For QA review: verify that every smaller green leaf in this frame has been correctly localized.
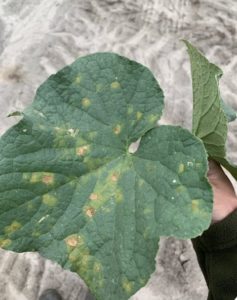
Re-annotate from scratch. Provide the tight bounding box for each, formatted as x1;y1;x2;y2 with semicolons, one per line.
184;40;237;180
220;99;237;123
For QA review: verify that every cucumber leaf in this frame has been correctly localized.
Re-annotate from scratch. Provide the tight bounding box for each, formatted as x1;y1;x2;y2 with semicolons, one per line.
184;41;237;180
0;53;212;300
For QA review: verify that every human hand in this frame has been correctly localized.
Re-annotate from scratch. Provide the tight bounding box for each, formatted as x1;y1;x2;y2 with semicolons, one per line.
208;159;237;224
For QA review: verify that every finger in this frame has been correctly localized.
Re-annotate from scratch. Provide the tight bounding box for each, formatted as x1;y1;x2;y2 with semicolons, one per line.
208;159;236;196
207;159;225;180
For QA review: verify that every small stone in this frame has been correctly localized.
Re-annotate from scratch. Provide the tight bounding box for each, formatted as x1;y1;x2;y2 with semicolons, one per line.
180;254;188;262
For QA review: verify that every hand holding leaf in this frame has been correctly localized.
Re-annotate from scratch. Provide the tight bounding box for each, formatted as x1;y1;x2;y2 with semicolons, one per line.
0;42;235;300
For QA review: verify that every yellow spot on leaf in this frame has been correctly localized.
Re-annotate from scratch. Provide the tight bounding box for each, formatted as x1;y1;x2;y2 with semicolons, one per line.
30;173;41;183
42;194;57;207
83;156;105;170
113;124;121;135
4;221;22;235
89;193;98;201
75;75;81;84
178;163;185;174
81;97;91;108
30;172;54;185
148;114;158;123
93;261;102;273
0;238;11;248
81;253;90;268
69;251;79;263
76;145;89;156
111;81;120;89
176;185;186;193
42;173;54;185
111;173;119;182
86;207;95;218
71;246;91;269
192;199;200;213
136;111;143;120
122;278;134;294
65;235;81;248
67;237;93;275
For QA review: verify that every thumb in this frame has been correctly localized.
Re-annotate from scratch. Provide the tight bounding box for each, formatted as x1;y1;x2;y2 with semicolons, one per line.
207;159;226;182
207;159;236;197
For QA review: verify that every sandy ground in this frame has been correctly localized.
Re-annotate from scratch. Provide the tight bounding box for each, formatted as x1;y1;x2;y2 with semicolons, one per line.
0;1;236;299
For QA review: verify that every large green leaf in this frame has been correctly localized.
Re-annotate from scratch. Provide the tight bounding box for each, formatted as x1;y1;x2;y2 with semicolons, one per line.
0;53;212;300
184;41;237;180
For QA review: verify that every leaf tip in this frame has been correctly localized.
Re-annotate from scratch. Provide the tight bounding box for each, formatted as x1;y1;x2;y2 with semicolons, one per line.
7;111;23;118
